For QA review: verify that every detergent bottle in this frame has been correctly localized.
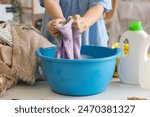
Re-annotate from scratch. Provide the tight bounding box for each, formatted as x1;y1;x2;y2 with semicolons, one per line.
118;21;148;85
139;34;150;89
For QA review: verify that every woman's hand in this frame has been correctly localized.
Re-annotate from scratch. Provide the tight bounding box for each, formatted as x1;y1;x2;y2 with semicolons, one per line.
48;18;66;39
68;15;89;33
69;5;104;33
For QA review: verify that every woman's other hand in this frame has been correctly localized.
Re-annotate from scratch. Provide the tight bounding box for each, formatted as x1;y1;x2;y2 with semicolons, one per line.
48;18;66;39
68;15;89;33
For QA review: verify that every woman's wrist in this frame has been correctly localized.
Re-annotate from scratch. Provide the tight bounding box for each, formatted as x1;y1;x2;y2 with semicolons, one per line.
82;17;90;29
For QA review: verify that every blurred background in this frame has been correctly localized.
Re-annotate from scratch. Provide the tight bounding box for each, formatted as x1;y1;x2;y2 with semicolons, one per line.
0;0;150;46
0;0;44;30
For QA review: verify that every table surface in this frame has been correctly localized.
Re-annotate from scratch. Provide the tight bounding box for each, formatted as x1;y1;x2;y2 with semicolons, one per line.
1;78;150;100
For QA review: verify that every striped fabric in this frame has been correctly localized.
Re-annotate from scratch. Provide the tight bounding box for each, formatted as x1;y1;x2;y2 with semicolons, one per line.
0;24;13;46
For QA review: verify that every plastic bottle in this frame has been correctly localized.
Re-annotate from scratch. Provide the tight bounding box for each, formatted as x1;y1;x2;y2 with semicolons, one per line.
139;34;150;89
118;21;148;85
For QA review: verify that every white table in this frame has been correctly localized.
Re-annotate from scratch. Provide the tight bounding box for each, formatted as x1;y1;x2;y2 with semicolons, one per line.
1;79;150;100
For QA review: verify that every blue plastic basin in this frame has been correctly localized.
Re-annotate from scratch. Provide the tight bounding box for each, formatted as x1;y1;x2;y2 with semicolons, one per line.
36;45;121;96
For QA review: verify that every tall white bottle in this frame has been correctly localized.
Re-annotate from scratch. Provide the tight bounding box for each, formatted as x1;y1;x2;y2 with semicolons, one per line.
118;21;148;85
139;35;150;89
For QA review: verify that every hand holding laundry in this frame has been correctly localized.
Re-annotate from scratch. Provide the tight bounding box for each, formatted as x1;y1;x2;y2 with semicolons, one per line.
48;18;66;39
68;15;88;33
55;19;81;59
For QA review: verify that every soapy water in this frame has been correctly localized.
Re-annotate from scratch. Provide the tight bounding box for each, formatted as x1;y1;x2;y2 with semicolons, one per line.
80;55;95;59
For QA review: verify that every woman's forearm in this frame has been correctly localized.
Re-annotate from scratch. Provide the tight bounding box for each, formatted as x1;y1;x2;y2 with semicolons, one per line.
44;0;64;19
83;4;104;27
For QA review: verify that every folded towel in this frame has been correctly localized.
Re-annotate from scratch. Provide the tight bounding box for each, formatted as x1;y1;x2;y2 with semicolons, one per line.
55;20;81;59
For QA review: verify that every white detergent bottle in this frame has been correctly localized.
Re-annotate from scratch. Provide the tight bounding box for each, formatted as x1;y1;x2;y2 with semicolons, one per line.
139;35;150;89
118;21;148;85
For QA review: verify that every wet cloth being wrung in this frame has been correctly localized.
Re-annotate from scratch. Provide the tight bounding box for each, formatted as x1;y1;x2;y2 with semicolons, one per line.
55;20;81;59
